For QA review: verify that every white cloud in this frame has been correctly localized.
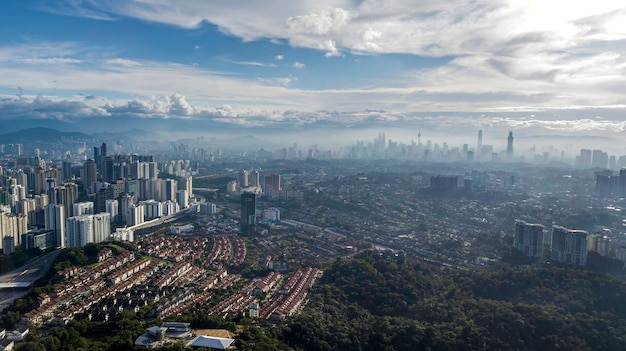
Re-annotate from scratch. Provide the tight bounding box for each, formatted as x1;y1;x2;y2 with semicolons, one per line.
105;58;143;67
293;61;305;69
194;45;200;49
44;1;626;100
233;61;277;67
320;39;341;57
257;76;297;87
275;55;284;60
286;8;352;36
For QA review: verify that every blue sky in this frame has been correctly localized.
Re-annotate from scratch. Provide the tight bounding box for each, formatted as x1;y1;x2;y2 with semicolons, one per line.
1;0;626;134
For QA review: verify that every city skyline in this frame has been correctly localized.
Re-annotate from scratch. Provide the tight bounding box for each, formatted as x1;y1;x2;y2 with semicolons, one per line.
1;1;626;135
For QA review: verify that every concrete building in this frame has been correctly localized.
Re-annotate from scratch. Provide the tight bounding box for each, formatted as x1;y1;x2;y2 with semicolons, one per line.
106;199;119;223
44;204;66;248
73;201;94;217
126;205;145;226
588;234;610;257
112;227;134;242
176;190;189;209
550;225;588;266
240;192;256;236
513;220;544;258
65;213;110;247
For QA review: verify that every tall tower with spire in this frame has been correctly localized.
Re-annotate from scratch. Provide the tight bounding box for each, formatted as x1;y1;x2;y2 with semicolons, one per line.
418;129;422;146
477;129;483;157
507;131;514;159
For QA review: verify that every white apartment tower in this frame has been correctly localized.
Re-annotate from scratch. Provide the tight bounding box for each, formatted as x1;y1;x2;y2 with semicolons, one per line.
73;201;94;216
44;204;66;248
551;226;588;266
106;199;119;223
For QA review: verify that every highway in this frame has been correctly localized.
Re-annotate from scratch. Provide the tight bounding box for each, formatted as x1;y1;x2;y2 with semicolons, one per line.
0;250;61;311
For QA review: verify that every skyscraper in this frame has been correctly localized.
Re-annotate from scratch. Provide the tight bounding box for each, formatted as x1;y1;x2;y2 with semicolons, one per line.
591;149;609;169
579;149;592;168
477;129;483;158
513;220;544;258
506;131;514;159
240;192;256;236
62;161;72;182
82;159;97;195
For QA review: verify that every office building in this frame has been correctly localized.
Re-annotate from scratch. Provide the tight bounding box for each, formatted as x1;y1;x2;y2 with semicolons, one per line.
21;229;56;251
506;131;514;160
513;220;544;258
240;192;256;236
550;226;588;266
477;129;482;159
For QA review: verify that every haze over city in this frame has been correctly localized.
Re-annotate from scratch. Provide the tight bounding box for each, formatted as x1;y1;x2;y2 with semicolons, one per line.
1;1;626;150
4;2;626;351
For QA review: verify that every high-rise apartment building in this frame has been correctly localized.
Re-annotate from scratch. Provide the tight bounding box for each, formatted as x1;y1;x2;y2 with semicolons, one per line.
82;159;97;194
263;174;281;193
249;169;260;187
65;213;111;247
126;204;145;226
73;201;94;216
591;149;609;169
513;220;544;258
44;204;66;248
587;234;610;257
239;169;249;188
550;226;588;266
106;199;119;223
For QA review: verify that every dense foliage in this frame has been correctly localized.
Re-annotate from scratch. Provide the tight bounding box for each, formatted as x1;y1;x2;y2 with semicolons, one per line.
11;247;626;350
281;254;626;351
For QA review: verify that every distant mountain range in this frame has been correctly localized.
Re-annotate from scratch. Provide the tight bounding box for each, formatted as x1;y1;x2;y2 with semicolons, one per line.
0;127;93;143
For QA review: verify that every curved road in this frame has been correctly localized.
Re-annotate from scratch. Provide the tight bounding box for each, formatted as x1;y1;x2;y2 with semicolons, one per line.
0;250;61;311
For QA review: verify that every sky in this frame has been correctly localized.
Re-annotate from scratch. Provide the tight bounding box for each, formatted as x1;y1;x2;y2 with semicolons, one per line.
1;0;626;140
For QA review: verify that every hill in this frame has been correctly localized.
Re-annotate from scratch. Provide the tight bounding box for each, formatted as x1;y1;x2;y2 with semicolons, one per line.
276;254;626;351
0;127;92;143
